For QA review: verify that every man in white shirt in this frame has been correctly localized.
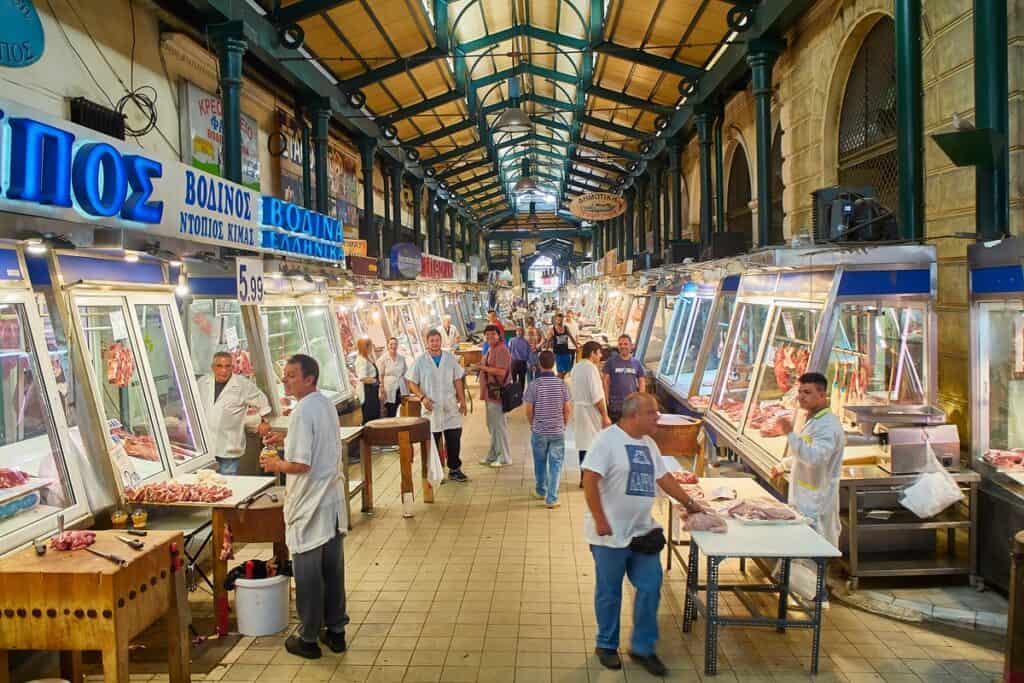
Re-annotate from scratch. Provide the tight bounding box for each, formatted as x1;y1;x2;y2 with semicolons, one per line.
438;315;460;350
582;392;703;676
406;329;469;482
197;352;271;475
260;354;348;660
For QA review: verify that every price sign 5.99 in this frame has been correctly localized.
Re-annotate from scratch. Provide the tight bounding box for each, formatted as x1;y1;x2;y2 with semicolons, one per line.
237;257;265;305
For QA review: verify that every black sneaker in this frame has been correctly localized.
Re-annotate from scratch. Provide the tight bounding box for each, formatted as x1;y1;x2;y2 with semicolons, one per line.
449;469;468;482
285;635;322;660
595;648;622;670
320;629;346;653
629;652;667;677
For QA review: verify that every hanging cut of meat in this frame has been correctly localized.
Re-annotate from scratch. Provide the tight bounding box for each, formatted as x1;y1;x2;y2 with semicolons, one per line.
0;468;30;488
51;530;96;551
111;426;159;462
232;349;254;376
773;345;811;392
105;342;135;388
125;481;232;503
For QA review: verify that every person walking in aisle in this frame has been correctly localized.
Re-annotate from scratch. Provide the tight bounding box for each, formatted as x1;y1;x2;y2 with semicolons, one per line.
524;350;572;508
355;338;381;424
438;314;460;350
525;317;544;380
582;392;704;676
564;310;580;371
508;326;531;392
602;334;646;422
198;351;271;475
546;312;578;378
377;337;407;418
476;324;512;467
259;355;348;660
570;341;612;487
406;329;469;482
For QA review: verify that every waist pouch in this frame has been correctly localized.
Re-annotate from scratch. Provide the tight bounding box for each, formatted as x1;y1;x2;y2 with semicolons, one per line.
629;527;666;554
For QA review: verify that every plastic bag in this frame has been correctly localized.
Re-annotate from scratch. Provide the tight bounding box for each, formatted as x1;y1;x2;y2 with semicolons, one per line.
427;438;444;489
898;441;964;519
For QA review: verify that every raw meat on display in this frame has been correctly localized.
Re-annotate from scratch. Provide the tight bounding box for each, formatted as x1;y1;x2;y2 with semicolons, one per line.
105;342;135;388
125;481;232;503
683;512;728;533
50;530;96;551
111;427;160;462
670;471;699;485
688;396;710;409
0;468;30;488
983;449;1024;469
232;349;254;376
772;345;810;392
722;498;799;521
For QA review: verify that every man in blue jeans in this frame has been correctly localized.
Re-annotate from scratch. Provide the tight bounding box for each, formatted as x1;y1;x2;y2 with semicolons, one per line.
523;350;572;508
581;392;704;675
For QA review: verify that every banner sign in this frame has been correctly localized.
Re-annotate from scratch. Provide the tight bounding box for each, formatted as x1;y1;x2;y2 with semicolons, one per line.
0;0;44;67
420;255;454;280
349;254;378;278
276;109;359;225
180;82;260;190
0;97;348;264
343;239;367;257
389;242;422;280
569;192;626;221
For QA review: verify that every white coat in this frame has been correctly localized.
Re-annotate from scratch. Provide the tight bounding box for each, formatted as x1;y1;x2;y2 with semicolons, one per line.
197;373;272;460
377;353;408;404
406;351;465;433
569;359;605;452
782;408;845;546
438;324;460;350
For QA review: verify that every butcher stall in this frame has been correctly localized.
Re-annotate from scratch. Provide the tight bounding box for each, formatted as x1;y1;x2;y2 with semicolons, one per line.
700;245;979;587
0;246;91;556
968;236;1024;591
383;298;426;363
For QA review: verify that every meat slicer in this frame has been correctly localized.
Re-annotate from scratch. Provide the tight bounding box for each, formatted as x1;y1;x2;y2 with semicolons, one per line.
843;405;960;474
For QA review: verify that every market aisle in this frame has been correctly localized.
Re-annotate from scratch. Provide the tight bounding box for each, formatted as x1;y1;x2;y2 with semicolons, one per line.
192;402;1002;683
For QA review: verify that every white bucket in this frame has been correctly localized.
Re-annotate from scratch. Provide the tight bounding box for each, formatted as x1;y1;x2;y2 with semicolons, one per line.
235;575;290;636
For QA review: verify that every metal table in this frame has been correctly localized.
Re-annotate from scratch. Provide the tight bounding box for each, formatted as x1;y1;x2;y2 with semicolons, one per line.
677;479;841;676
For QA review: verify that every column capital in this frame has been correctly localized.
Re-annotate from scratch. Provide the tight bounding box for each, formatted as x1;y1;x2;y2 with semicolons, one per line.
208;20;248;51
747;36;786;58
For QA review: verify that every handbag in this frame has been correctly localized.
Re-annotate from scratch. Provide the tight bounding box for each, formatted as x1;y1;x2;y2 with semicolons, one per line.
629;527;666;555
486;348;523;413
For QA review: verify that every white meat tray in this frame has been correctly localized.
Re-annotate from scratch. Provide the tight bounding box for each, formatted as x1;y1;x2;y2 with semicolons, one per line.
0;476;54;506
132;474;275;509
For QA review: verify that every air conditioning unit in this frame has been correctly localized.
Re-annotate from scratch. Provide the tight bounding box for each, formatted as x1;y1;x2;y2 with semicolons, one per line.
810;186;899;242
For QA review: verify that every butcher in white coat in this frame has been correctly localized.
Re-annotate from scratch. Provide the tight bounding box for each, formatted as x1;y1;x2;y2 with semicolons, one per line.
198;351;272;475
406;329;469;482
569;340;611;486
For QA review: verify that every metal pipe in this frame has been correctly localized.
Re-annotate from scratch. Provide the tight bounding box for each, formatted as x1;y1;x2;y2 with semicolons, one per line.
748;50;777;247
297;106;312;209
974;0;1009;239
313;106;330;215
636;177;648;254
695;111;715;245
211;23;246;184
358;138;377;251
895;0;923;240
625;189;636;260
667;138;683;242
714;111;726;233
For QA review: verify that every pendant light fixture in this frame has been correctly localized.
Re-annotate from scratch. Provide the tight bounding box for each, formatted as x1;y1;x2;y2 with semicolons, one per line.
492;77;532;134
513;156;539;194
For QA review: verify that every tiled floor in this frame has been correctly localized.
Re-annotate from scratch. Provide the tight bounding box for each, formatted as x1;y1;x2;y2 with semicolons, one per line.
142;405;1003;682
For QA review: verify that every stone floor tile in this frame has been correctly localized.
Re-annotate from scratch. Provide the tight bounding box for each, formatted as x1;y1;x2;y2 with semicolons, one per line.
402;666;442;682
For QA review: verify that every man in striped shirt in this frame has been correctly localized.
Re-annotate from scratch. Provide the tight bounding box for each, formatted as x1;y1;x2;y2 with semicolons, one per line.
524;350;573;508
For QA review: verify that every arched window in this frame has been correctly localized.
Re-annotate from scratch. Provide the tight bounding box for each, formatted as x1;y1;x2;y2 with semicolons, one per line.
769;127;785;244
726;148;753;248
837;16;899;217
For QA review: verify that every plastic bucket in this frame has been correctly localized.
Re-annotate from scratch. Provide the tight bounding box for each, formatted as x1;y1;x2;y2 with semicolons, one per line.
234;575;290;636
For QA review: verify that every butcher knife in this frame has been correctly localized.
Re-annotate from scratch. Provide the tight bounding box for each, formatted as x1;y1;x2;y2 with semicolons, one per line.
85;547;129;567
117;536;144;551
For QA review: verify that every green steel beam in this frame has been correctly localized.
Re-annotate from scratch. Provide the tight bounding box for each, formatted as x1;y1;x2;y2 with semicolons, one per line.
579;115;648;140
487;229;588;240
480;92;575;116
376;90;465;127
450;172;496;191
438;156;493;180
481;209;515;226
458;24;588;54
493;134;533;150
460;183;503;199
570;169;615;186
975;0;1010;238
467;189;505;205
339;47;448;91
433;0;449;51
272;0;356;25
592;41;704;80
403;119;477;148
500;147;566;163
586;86;673;115
531;117;573;133
576;139;641;161
421;140;485;167
472;64;578;90
572;155;627;176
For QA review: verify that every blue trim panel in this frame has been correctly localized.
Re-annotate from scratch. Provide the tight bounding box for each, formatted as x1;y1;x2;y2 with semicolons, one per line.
971;265;1024;295
57;254;165;285
721;274;740;292
0;249;22;281
837;269;931;296
25;255;49;285
189;277;238;297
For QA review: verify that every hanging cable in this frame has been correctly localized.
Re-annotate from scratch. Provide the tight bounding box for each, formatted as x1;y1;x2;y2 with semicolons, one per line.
115;0;158;138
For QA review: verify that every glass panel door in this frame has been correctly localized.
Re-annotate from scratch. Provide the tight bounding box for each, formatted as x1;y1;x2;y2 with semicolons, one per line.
694;294;736;400
659;296;693;379
134;303;207;465
977;302;1024;460
262;305;305;410
624;296;647;343
302;305;348;402
188;298;252;377
673;297;713;392
712;302;771;427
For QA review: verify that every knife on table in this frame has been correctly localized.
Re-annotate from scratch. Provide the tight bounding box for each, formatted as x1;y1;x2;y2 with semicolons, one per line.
85;547;128;567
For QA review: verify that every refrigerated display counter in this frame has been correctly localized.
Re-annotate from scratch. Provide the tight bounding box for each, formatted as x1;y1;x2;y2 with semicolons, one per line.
968;236;1024;591
0;247;92;555
384;300;426;363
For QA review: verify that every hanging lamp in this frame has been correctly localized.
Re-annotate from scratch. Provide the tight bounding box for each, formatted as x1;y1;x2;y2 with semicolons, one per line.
492;77;532;134
513;157;539;194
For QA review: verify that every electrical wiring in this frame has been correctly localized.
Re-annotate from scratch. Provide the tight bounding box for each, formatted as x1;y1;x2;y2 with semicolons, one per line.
116;0;159;138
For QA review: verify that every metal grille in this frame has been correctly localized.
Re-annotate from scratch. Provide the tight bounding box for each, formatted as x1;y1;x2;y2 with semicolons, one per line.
769;127;785;244
726;149;753;248
837;17;899;217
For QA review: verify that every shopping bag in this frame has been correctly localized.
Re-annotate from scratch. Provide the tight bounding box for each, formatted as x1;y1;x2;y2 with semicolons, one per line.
898;441;964;519
427;438;444;489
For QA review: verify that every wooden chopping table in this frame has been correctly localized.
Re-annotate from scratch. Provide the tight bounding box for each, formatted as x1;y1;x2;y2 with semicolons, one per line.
0;530;189;683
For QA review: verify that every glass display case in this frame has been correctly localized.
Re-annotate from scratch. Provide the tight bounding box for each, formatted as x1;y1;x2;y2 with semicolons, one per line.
0;265;90;555
385;301;425;362
356;302;388;353
636;294;669;370
703;246;938;475
332;301;364;398
623;294;649;344
186;298;252;377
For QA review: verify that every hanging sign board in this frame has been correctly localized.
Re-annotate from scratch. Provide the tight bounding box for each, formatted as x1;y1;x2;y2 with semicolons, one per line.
349;255;378;278
420;255;454;280
569;192;627;221
236;257;264;305
0;0;44;67
390;242;422;280
180;81;261;190
343;239;367;257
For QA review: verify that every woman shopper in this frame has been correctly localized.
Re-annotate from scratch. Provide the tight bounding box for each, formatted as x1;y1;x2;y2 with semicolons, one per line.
355;338;381;424
377;337;407;418
570;341;611;486
476;324;513;467
546;312;577;378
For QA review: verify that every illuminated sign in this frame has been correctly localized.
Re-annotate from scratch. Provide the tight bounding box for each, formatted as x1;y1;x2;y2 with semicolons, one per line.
0;1;43;67
389;242;422;280
260;197;345;261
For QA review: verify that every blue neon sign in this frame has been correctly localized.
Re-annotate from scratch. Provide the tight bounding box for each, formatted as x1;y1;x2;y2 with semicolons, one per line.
260;196;345;261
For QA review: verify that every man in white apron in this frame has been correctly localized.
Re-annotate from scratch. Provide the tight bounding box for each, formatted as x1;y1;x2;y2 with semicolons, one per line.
197;351;271;475
438;315;460;350
570;341;612;486
406;329;469;481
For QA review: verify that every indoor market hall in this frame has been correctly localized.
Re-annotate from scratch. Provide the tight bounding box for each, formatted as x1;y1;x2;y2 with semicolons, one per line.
0;0;1019;681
